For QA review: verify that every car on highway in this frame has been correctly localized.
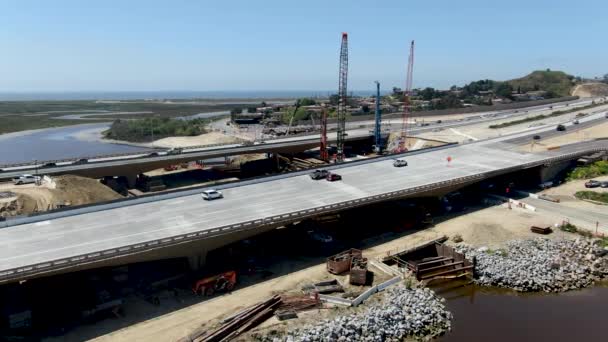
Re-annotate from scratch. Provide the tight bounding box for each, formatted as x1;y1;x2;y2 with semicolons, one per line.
601;181;608;188
585;180;601;188
307;230;333;243
12;174;40;185
556;124;566;131
393;159;408;167
533;135;541;140
74;158;88;165
42;162;57;168
167;148;183;155
573;120;580;125
147;152;159;157
326;172;342;182
605;112;608;118
201;189;223;200
309;169;329;180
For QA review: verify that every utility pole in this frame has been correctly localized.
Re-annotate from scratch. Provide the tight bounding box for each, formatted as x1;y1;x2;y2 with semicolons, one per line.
374;81;382;153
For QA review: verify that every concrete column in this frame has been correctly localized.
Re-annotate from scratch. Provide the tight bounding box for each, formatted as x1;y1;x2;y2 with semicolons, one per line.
188;252;207;271
125;173;138;188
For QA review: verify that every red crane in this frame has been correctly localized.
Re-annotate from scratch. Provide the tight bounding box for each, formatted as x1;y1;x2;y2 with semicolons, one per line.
320;108;329;162
336;32;349;162
397;40;415;153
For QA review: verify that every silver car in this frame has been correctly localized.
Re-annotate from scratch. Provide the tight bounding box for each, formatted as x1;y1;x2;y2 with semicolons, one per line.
201;189;223;200
393;159;408;167
13;174;40;185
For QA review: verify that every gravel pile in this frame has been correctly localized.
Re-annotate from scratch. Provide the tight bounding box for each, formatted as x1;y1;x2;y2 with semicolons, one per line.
262;286;452;341
456;238;608;292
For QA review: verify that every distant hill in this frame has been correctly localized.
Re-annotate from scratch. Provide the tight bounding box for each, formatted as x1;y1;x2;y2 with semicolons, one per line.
572;82;608;98
507;70;576;97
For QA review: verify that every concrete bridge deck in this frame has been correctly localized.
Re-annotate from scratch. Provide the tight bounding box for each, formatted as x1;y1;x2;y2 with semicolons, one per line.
0;130;606;284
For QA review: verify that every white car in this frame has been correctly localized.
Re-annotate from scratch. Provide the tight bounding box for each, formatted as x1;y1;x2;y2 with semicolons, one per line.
12;174;40;185
201;189;223;200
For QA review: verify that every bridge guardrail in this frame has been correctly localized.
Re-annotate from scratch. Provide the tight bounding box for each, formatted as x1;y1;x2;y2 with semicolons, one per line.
1;141;606;282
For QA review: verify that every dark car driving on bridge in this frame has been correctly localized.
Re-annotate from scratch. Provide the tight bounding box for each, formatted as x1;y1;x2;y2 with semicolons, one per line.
309;169;329;180
326;172;342;182
393;159;408;167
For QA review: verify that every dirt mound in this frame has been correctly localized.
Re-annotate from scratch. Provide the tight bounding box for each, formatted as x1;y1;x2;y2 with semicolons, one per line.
53;175;123;205
151;131;242;148
572;83;608;98
1;175;122;217
0;193;37;218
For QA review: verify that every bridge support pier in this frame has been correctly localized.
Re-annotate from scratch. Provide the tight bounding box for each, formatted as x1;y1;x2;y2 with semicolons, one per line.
188;252;207;271
540;160;576;184
124;173;138;188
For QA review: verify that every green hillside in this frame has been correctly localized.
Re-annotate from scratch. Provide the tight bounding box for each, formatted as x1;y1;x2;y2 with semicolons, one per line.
507;70;576;97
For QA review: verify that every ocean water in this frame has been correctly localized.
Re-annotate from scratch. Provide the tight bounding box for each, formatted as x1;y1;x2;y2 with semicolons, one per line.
0;90;376;101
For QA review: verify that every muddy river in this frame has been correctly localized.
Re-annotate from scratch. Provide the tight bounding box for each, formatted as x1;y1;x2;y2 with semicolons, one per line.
440;282;608;341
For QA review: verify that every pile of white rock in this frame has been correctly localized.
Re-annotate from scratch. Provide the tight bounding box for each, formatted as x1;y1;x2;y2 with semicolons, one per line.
262;286;452;342
456;238;608;292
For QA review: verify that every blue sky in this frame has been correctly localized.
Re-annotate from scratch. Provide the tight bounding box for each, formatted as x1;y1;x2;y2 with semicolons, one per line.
1;0;606;92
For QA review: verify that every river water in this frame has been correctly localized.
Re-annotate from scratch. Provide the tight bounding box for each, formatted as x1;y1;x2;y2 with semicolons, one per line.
0;123;150;164
439;282;608;341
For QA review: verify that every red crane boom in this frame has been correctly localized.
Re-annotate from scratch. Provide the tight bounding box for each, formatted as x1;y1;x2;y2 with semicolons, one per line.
320;108;329;161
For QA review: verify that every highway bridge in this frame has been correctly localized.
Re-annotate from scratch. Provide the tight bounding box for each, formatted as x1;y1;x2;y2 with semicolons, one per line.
0;97;599;183
1;112;607;284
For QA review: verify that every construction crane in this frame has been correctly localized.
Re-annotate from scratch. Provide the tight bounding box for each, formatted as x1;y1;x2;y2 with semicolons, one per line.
336;32;349;162
320;108;329;161
374;81;383;153
397;40;415;153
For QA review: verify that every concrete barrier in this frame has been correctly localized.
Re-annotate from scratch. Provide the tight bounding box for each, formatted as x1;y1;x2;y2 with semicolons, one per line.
318;294;352;306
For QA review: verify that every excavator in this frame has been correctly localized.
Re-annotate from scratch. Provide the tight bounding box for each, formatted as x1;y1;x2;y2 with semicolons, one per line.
192;271;237;296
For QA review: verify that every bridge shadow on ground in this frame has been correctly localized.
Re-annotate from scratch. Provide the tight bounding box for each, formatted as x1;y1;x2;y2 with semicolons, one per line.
33;199;498;342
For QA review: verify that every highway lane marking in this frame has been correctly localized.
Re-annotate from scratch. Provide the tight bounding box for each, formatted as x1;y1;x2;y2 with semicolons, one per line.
449;128;478;141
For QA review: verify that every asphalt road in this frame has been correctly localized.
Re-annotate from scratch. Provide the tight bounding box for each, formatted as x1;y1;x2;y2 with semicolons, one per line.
520;197;608;234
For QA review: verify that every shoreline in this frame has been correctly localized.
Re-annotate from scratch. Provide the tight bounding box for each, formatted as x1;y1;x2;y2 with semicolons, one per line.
0;122;113;142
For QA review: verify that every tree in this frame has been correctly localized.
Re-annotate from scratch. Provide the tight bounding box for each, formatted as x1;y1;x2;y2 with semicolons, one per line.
247;107;257;113
392;87;403;96
261;101;267;107
361;104;370;113
298;98;316;106
329;94;340;105
495;83;514;99
418;87;438;101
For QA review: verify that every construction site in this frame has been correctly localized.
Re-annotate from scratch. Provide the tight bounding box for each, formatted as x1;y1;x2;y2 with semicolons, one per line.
1;28;608;342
